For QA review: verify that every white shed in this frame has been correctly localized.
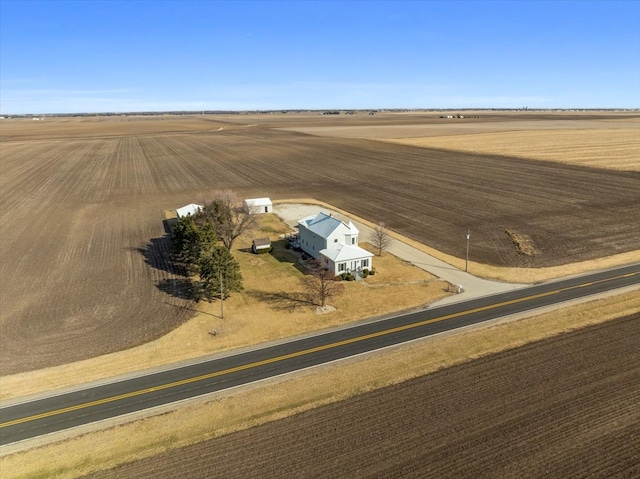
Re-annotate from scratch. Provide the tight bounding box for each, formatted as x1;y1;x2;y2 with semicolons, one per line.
243;197;273;214
176;203;203;219
252;237;272;254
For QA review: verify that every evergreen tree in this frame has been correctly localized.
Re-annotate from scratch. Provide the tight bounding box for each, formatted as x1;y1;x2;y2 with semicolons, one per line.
171;215;218;269
198;245;243;302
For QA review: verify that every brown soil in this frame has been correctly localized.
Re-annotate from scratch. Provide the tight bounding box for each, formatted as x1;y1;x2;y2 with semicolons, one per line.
1;114;638;375
85;313;640;479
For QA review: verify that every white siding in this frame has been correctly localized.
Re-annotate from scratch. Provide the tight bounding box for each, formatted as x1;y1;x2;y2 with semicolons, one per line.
298;226;327;257
243;198;273;214
297;212;372;274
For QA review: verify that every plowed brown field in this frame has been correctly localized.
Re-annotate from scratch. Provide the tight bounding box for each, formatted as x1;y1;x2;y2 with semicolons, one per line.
1;113;639;374
85;314;640;479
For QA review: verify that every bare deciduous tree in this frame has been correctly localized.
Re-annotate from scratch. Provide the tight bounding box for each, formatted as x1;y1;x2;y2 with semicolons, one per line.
202;189;258;250
301;260;344;308
368;222;393;256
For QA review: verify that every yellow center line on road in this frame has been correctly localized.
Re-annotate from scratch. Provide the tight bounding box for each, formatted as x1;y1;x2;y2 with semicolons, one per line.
1;271;637;430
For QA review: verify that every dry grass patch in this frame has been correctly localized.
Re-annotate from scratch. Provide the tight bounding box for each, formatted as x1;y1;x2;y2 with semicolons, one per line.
3;290;638;479
469;250;640;283
0;215;449;401
359;242;437;284
505;228;536;256
385;129;640;171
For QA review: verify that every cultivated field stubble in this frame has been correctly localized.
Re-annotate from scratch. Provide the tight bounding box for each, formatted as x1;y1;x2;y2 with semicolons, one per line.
83;312;640;479
1;113;638;374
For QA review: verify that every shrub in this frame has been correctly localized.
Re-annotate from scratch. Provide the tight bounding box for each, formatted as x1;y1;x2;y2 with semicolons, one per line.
369;269;376;275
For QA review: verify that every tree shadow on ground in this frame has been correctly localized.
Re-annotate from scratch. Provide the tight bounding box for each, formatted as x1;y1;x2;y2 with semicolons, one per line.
163;218;177;235
156;278;195;301
247;289;315;312
134;234;187;278
133;229;196;302
268;239;310;275
163;300;219;318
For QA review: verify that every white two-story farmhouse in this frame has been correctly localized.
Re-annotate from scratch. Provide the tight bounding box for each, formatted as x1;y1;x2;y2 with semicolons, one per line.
297;212;373;276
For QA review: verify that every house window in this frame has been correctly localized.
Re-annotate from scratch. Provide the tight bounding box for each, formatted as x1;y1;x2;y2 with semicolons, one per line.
334;239;338;243
352;238;355;245
362;259;369;268
338;263;346;272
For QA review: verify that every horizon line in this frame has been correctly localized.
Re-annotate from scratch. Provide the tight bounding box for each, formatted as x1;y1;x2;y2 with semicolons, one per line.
3;107;639;117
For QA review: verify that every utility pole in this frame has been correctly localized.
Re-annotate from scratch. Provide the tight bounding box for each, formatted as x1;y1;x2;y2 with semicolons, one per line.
219;270;224;319
465;229;470;273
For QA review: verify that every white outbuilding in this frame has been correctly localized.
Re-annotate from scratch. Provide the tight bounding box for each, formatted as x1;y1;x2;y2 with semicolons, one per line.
243;197;273;214
252;237;272;254
176;203;203;219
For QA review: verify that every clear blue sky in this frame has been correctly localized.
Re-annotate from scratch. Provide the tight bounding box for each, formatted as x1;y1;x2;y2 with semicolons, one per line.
1;0;639;114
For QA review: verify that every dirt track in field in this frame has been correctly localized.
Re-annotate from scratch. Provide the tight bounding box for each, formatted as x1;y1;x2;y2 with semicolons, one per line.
85;314;640;479
1;114;639;374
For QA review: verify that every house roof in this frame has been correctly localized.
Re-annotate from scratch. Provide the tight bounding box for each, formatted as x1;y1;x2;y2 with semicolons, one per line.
252;237;271;248
297;214;316;227
298;212;358;239
320;244;373;263
176;203;203;218
244;197;272;206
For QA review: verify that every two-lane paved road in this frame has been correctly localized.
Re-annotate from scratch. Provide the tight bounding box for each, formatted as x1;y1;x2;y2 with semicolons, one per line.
1;263;638;446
